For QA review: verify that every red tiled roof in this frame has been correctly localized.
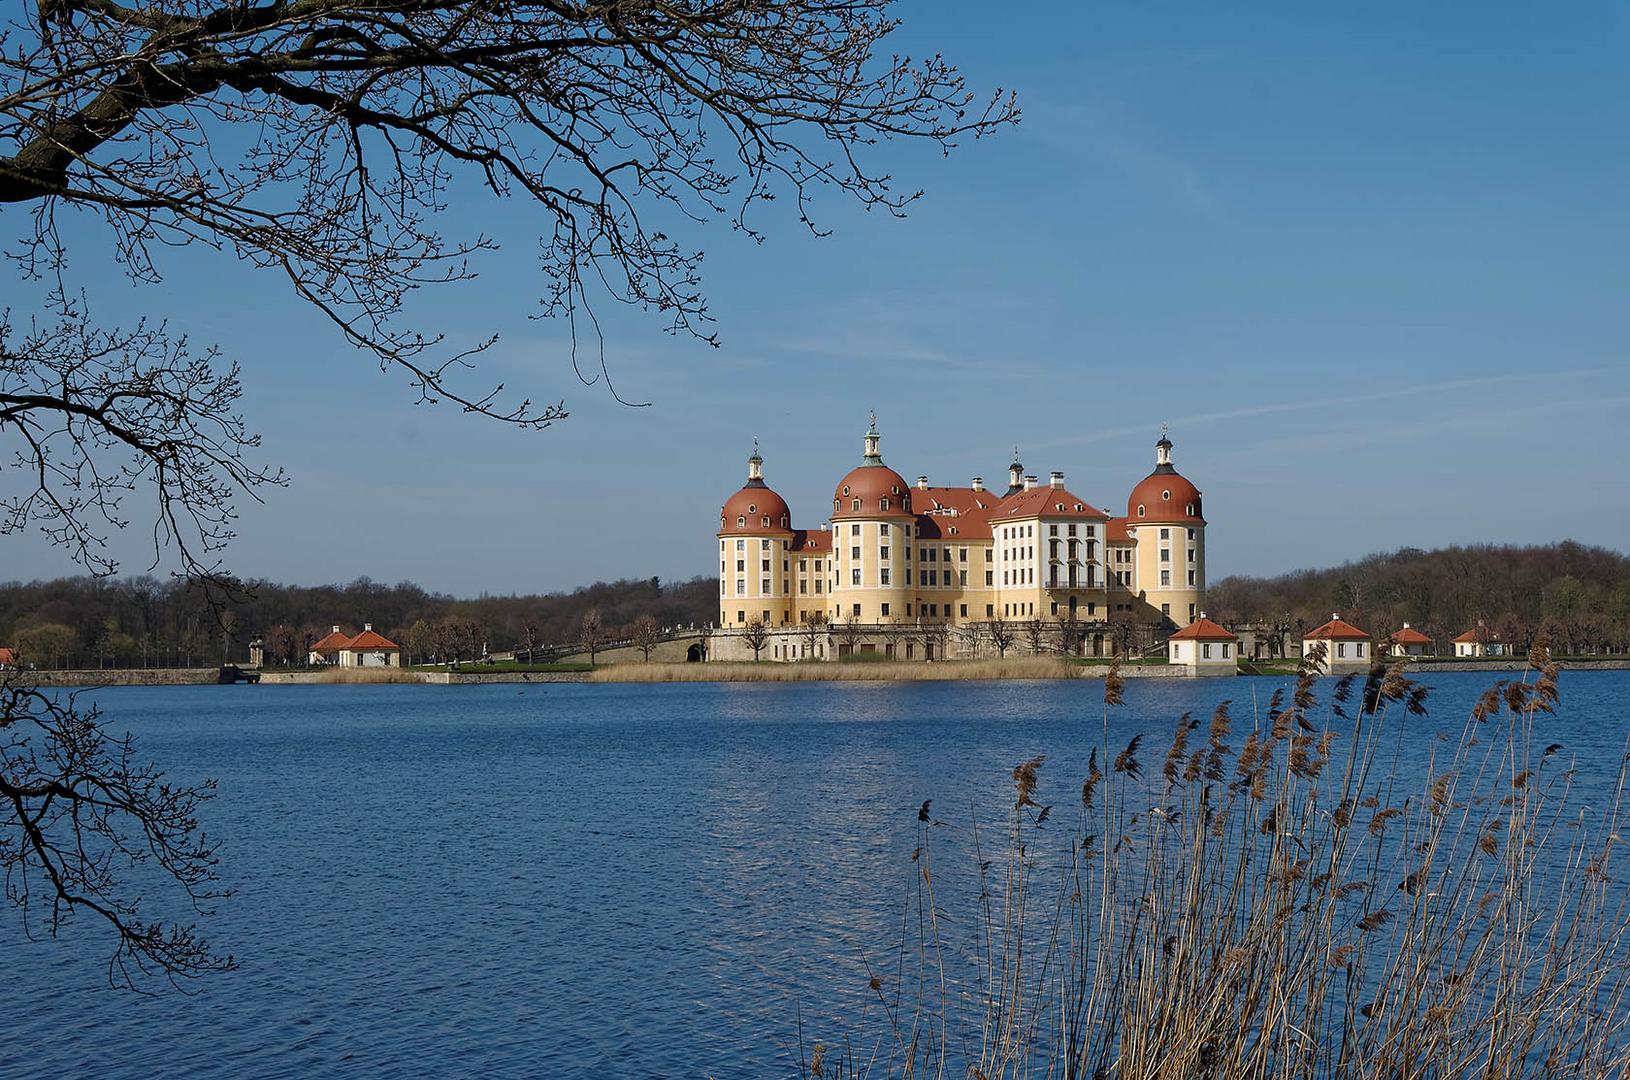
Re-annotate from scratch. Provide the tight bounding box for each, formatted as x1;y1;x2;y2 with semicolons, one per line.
1106;517;1132;543
1453;625;1496;644
348;629;400;651
310;630;352;653
720;482;794;536
1390;626;1433;645
831;464;916;520
1169;617;1237;642
911;486;997;540
0;647;15;665
1305;617;1370;641
1128;469;1204;524
789;529;831;552
990;485;1110;522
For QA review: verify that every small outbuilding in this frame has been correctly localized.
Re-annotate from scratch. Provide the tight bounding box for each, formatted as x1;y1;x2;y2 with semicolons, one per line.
308;624;403;667
1302;613;1372;673
1453;621;1515;658
1167;614;1239;676
1387;623;1434;659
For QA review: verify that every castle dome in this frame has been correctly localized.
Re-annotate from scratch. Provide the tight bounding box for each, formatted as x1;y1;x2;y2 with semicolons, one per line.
1127;430;1204;524
720;444;794;535
830;413;915;520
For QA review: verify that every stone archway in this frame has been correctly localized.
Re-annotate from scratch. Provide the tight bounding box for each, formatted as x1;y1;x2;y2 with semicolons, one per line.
686;643;704;663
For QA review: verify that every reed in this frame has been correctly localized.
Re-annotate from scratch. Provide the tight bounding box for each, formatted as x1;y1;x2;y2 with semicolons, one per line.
588;658;1079;683
805;642;1630;1078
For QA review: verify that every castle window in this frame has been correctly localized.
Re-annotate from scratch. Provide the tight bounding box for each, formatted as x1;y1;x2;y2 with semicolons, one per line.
880;498;889;511
781;515;788;527
881;603;890;616
762;516;770;527
852;569;861;585
851;546;860;560
737;515;746;527
1137;505;1145;518
736;560;745;572
853;499;862;511
880;569;891;586
1186;504;1195;516
736;539;745;551
851;524;860;536
1162;490;1171;500
880;523;889;535
843;485;851;496
891;485;900;495
1188;570;1196;586
748;504;756;514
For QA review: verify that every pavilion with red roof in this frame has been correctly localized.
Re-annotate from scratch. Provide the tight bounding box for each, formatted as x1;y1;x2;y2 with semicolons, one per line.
1167;614;1239;675
307;624;402;667
1301;613;1373;673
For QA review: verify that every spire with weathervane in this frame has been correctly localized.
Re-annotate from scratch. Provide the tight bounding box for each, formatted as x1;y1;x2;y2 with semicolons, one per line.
746;438;765;486
861;410;883;464
1006;447;1025;495
1155;424;1175;473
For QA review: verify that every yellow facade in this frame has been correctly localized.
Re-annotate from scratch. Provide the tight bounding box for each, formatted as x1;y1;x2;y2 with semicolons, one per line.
715;423;1210;660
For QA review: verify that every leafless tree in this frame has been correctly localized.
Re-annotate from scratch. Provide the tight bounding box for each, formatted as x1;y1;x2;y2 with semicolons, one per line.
579;608;605;665
1;0;1015;432
920;621;948;661
987;617;1015;658
1054;614;1083;658
799;610;829;662
1023;616;1046;656
1109;611;1140;662
0;0;1015;991
837;615;863;656
519;621;541;664
741;618;770;662
0;681;233;988
630;613;660;663
695;622;714;663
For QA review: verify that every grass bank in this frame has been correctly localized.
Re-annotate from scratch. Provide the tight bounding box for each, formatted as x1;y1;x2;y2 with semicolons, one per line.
589;657;1081;683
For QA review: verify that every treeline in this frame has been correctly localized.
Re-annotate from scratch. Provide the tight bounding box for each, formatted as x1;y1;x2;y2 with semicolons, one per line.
0;574;716;668
1207;542;1630;654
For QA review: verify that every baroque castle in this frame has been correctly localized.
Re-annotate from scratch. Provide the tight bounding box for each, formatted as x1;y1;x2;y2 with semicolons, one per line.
713;417;1207;661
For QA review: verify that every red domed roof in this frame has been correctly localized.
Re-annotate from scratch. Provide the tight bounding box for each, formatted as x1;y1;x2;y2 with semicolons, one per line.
831;464;915;520
1127;469;1203;524
720;482;793;535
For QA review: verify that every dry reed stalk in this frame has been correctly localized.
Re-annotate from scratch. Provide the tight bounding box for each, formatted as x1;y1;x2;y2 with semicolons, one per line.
806;642;1630;1078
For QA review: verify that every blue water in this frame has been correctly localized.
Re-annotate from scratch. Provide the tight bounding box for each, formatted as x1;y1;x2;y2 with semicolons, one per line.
5;672;1628;1077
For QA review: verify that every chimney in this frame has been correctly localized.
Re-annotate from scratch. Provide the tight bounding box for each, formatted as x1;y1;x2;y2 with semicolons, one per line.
364;623;373;632
916;475;929;490
1331;612;1341;622
1049;470;1064;488
1403;621;1411;629
971;476;984;492
1023;474;1038;490
332;625;341;633
1200;611;1209;621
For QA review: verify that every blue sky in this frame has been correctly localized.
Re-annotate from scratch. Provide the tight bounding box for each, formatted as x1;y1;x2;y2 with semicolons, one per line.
6;1;1628;594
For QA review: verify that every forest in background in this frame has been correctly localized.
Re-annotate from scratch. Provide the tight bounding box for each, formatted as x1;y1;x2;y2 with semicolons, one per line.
1207;541;1630;653
1;541;1627;668
0;574;716;667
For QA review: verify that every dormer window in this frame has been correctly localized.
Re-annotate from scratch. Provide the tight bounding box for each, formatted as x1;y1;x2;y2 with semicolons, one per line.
852;498;862;511
1162;490;1171;500
737;515;746;527
1137;505;1146;518
1186;503;1196;516
842;485;851;497
762;516;771;527
891;485;900;495
781;515;789;528
880;498;890;511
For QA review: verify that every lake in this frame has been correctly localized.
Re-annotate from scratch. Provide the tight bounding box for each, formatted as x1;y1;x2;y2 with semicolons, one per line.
6;671;1629;1077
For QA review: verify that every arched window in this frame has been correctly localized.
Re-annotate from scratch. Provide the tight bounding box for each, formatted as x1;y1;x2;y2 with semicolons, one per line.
842;485;851;497
1161;489;1171;501
880;498;890;511
780;515;788;528
852;498;862;511
1186;503;1196;516
737;515;746;527
762;516;770;527
1137;505;1146;518
748;503;757;514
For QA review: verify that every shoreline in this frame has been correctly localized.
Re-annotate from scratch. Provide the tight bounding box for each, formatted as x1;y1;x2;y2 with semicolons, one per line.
12;657;1630;687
